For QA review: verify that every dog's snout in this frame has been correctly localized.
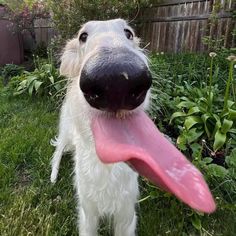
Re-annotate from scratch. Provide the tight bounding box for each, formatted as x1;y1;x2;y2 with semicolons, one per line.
80;48;152;112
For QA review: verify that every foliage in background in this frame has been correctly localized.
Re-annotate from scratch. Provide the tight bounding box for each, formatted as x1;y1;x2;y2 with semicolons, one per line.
3;0;49;45
15;54;66;99
46;0;159;57
170;54;236;154
149;49;236;158
202;0;235;51
47;0;152;40
146;51;236;235
0;64;24;85
0;53;66;101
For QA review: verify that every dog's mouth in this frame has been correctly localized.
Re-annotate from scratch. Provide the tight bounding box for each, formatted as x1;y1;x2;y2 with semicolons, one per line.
91;110;216;213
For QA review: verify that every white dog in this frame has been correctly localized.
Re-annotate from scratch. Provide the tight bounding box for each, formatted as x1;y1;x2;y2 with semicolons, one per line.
51;19;150;236
50;19;215;236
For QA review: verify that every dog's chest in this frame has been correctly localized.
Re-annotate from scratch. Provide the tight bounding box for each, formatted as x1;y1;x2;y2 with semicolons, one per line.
74;147;139;214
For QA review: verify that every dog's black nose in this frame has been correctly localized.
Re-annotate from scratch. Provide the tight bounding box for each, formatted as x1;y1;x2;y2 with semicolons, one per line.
80;48;152;112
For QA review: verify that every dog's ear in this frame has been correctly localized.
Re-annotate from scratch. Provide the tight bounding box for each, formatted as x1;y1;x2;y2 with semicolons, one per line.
60;38;81;78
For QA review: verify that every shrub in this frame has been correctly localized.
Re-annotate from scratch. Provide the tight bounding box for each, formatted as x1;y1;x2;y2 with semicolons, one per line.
46;0;155;57
4;0;49;45
15;56;66;100
170;54;236;154
149;49;236;160
0;64;24;85
47;0;152;40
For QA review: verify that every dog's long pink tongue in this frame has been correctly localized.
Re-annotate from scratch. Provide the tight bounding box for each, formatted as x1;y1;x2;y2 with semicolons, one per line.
91;111;216;213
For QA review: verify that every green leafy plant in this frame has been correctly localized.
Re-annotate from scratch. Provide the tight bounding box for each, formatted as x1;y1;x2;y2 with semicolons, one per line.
170;54;236;153
15;58;66;98
0;64;24;85
200;148;236;201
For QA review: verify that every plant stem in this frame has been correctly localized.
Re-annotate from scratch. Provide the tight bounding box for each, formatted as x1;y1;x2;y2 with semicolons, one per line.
208;57;214;111
223;61;234;111
231;64;236;103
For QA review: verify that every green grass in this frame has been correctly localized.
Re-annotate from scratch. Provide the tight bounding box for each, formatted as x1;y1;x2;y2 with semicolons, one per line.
0;84;235;236
0;89;77;235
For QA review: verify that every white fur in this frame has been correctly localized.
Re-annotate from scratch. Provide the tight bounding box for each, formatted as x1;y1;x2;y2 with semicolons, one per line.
50;19;150;236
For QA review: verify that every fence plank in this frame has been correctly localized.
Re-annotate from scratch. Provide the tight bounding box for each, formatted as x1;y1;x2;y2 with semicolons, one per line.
154;0;210;7
138;0;235;52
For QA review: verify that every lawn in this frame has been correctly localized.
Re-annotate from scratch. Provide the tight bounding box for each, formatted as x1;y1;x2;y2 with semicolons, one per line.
0;52;236;236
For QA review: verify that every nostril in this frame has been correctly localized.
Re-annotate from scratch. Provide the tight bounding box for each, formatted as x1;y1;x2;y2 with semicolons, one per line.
86;93;99;101
135;90;147;100
130;86;147;99
83;86;104;101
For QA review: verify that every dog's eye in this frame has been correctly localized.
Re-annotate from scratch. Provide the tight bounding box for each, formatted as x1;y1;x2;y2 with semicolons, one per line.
124;29;133;40
79;32;88;43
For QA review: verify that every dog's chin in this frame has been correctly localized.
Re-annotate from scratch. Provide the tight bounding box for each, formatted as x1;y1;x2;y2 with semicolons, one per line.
89;104;145;120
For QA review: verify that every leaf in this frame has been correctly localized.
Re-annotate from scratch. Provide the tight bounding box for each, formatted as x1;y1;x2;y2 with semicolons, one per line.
150;190;158;199
213;130;226;151
207;164;228;178
227;100;235;108
43;64;52;73
34;81;43;92
26;75;37;84
202;157;213;164
201;113;211;138
187;106;201;115
212;114;222;138
221;118;233;134
198;97;208;105
28;81;35;96
177;134;187;151
19;79;27;87
212;114;221;125
184;116;202;130
54;83;62;92
190;143;202;160
228;109;236;120
169;112;186;123
229;128;236;134
191;215;202;231
177;101;195;109
49;76;54;84
40;72;46;79
14;90;25;96
179;96;189;101
225;148;236;168
186;128;204;143
208;91;214;105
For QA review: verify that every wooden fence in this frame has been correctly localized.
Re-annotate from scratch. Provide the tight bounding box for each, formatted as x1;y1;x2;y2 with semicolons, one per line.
22;18;56;51
138;0;235;52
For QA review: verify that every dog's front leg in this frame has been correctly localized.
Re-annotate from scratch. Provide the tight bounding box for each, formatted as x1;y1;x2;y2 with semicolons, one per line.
114;204;137;236
78;200;99;236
